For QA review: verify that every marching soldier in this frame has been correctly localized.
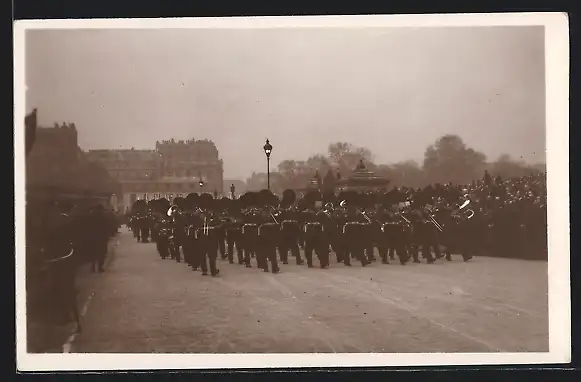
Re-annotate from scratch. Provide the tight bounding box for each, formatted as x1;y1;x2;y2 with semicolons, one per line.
256;190;281;273
239;193;261;267
223;199;244;264
196;193;221;277
278;190;302;265
339;192;370;267
376;205;410;265
298;191;326;268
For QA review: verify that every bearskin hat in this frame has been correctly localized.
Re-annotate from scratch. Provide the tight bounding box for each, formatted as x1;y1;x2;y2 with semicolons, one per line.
173;196;187;209
258;189;279;207
198;193;214;210
238;192;252;208
131;199;147;213
297;190;322;210
280;189;297;208
155;198;171;213
185;193;200;209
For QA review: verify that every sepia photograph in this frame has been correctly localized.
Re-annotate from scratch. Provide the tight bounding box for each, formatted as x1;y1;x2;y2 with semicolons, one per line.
14;13;570;371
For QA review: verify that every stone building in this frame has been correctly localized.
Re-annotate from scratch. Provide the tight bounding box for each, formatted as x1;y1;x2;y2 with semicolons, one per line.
85;138;224;212
26;122;119;208
85;149;162;182
26;122;81;185
155;139;223;191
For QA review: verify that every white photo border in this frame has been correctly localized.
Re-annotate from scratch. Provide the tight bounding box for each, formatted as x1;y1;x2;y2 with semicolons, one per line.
14;12;571;371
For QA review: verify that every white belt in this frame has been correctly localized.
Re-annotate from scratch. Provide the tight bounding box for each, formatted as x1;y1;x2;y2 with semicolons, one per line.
342;222;363;234
242;224;257;234
258;224;277;236
381;222;397;232
304;222;323;233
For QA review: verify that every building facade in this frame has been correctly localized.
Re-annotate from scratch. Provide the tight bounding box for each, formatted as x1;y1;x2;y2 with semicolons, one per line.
85;138;224;212
26;123;82;187
26;122;119;209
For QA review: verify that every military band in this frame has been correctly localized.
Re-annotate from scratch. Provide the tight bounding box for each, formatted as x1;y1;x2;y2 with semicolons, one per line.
125;179;547;277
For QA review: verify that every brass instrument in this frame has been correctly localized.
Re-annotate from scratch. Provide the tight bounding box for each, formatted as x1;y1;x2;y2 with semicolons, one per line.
358;208;372;224
167;206;177;217
396;212;411;225
322;202;334;217
451;199;475;219
424;205;444;232
339;200;372;223
269;206;280;225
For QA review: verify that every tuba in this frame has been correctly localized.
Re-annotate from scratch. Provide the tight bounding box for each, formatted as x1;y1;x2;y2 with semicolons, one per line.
452;199;475;219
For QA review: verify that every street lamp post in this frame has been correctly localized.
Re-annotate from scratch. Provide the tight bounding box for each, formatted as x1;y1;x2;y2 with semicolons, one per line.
263;139;273;191
230;183;236;199
199;179;204;194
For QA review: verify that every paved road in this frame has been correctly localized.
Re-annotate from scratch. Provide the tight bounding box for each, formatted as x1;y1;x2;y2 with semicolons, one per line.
71;228;548;353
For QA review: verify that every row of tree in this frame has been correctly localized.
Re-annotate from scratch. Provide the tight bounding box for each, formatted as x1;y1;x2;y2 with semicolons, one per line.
245;135;545;193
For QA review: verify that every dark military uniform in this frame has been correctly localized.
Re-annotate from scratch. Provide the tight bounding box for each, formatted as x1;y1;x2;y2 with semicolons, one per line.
196;212;221;277
278;208;302;265
300;209;327;268
377;209;410;265
257;210;281;273
340;206;370;267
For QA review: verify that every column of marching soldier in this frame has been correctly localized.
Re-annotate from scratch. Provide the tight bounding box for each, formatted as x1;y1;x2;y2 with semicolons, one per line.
127;173;547;277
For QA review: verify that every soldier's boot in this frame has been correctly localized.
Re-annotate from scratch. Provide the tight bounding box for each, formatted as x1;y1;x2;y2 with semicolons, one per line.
278;246;288;264
366;247;376;262
343;250;352;266
433;244;443;260
411;247;421;263
200;255;209;276
379;248;389;264
423;246;435;264
269;250;280;273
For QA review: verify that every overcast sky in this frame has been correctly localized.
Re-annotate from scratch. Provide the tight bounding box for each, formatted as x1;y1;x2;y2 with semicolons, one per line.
25;26;546;180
